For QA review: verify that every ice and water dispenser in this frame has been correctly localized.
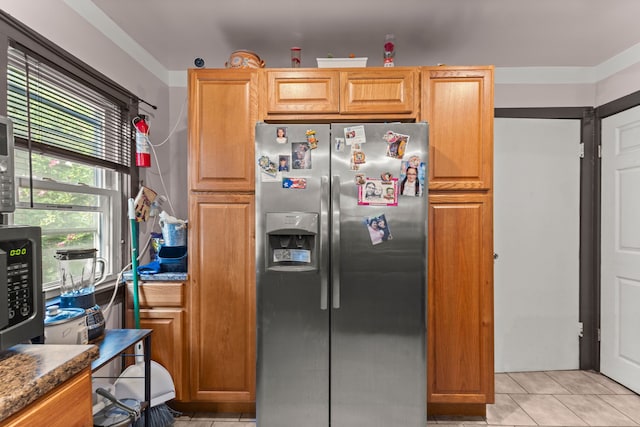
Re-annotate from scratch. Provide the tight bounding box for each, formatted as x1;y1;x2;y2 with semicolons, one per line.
265;212;318;271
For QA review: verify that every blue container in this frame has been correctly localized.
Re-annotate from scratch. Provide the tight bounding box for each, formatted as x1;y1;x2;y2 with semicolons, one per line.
158;245;187;272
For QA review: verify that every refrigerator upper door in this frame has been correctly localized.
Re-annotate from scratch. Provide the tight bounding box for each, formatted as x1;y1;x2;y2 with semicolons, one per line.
330;123;428;427
255;123;331;427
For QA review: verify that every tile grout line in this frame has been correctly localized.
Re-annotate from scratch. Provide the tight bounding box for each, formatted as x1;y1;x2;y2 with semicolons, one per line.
505;371;640;427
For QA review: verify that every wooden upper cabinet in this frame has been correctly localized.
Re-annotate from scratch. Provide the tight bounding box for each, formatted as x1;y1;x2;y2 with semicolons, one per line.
263;67;417;119
421;67;494;190
188;69;258;192
341;68;417;115
265;70;340;114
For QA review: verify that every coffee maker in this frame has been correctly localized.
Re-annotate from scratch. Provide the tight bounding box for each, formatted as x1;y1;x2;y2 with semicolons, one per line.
55;248;106;341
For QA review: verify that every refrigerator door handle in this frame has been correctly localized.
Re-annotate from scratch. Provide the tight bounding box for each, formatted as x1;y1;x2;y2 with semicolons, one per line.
331;175;340;309
320;176;329;310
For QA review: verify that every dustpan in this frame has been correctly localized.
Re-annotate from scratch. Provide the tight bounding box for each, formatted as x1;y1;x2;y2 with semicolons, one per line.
115;199;176;407
113;341;176;406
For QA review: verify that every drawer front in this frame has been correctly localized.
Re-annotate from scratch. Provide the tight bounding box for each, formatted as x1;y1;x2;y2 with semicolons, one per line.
341;69;417;115
266;70;340;114
126;281;185;308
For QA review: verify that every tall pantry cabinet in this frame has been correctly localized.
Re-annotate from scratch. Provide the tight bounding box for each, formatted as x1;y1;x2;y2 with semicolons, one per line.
421;67;494;416
187;69;257;411
186;66;494;415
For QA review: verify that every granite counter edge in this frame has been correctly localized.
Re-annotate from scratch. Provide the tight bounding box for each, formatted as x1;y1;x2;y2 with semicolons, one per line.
0;344;99;421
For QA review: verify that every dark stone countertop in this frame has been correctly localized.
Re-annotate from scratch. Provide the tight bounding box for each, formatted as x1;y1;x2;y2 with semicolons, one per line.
0;343;99;421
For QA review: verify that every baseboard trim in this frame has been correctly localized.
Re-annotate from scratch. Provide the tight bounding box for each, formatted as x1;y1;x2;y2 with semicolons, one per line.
428;403;486;417
169;401;255;414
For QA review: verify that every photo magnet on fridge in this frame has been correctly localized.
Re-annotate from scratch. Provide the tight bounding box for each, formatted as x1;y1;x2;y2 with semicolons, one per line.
278;155;290;172
258;155;279;182
399;154;425;197
306;129;318;149
282;177;307;189
383;131;409;159
358;178;398;206
276;127;288;144
344;125;366;145
364;213;393;245
292;142;312;169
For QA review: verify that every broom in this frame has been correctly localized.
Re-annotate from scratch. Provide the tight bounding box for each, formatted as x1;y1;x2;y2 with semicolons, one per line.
127;198;177;427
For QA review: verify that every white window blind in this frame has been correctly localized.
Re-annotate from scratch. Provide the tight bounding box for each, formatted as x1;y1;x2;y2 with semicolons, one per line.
5;42;130;290
6;44;130;171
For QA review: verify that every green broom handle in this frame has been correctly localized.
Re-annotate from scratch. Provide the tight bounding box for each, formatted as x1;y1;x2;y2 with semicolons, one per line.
128;198;141;329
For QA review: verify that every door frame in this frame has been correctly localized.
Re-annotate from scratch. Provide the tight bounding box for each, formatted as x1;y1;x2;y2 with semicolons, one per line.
593;89;640;371
494;107;598;370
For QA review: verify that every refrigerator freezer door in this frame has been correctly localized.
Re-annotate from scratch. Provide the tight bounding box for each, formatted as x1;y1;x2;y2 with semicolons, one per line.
255;123;331;427
330;123;428;427
256;122;427;427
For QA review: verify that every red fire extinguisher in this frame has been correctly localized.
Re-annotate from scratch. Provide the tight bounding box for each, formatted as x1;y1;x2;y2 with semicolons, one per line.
134;115;151;168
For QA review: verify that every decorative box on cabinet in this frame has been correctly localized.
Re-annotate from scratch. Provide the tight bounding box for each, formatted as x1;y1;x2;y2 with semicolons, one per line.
126;281;187;401
421;66;494;190
188;69;258;192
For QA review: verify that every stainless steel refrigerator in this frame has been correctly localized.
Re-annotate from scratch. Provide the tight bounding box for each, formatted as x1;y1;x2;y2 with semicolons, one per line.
255;122;428;427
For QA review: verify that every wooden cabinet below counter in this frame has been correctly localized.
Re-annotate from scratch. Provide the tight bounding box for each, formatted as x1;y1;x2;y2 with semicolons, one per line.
0;344;98;427
0;368;93;427
126;280;187;401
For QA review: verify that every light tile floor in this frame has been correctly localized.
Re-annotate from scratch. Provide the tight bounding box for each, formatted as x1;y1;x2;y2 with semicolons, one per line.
172;370;640;426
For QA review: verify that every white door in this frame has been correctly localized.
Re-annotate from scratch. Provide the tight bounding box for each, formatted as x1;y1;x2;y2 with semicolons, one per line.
494;118;580;372
601;106;640;393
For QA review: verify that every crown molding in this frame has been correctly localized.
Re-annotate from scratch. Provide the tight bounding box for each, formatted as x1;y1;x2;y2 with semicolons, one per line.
68;0;640;89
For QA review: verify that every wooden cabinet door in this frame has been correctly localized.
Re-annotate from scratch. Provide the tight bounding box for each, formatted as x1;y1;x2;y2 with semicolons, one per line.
422;67;494;190
126;281;186;400
265;70;340;114
189;193;255;403
428;192;494;409
0;368;93;427
126;307;186;401
341;68;417;115
188;69;258;192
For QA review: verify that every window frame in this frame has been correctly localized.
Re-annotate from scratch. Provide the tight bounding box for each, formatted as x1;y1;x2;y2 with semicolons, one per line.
0;11;139;296
14;170;122;292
